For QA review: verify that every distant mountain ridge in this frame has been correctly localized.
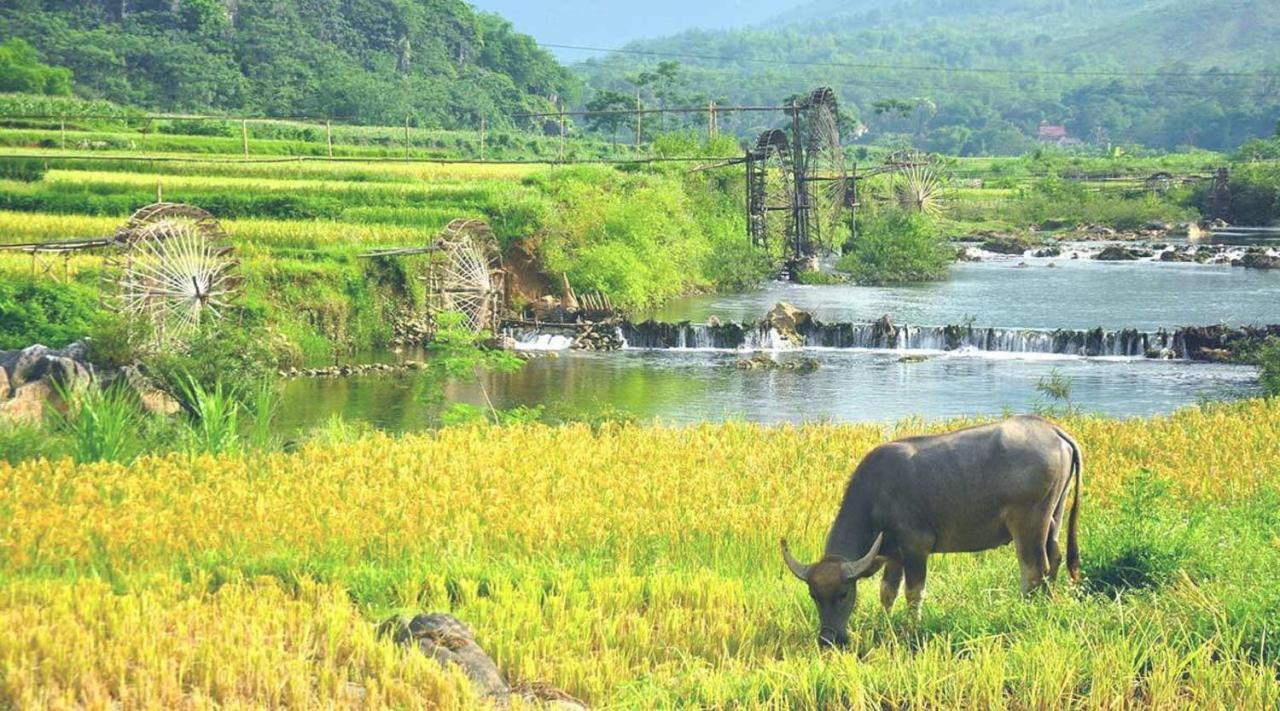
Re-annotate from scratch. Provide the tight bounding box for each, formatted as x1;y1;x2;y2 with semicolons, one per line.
577;0;1280;153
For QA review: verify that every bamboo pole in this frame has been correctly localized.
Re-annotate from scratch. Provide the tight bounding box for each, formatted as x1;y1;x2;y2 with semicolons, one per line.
325;120;333;158
241;119;249;157
404;116;411;160
708;100;715;140
479;116;486;160
559;103;566;162
635;92;642;146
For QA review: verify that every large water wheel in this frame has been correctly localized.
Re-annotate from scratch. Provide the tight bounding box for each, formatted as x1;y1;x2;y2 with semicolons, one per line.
104;203;239;345
428;219;505;333
796;86;851;259
746;128;795;253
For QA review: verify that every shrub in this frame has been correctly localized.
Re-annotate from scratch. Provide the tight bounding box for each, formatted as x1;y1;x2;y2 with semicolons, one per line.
837;210;952;285
0;277;100;350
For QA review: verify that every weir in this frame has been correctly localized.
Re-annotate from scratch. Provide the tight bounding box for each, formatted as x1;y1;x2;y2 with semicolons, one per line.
507;319;1186;358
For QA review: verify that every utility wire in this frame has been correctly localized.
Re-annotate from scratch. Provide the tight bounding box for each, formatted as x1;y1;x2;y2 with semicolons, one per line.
543;42;1280;80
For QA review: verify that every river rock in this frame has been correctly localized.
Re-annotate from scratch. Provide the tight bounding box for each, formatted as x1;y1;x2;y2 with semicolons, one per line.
1094;246;1147;261
1032;247;1062;258
980;237;1029;255
764;302;813;346
1160;248;1195;262
1233;250;1280;270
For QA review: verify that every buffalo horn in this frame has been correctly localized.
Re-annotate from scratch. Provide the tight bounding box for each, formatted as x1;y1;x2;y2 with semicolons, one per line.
841;532;885;580
780;539;811;580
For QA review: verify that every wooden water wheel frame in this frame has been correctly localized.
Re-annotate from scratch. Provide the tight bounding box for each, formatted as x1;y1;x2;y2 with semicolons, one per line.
103;203;240;345
885;150;950;216
796;86;851;260
427;218;505;334
746;128;796;253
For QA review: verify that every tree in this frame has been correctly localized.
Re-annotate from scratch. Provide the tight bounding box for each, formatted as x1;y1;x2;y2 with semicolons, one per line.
0;38;72;95
585;89;636;145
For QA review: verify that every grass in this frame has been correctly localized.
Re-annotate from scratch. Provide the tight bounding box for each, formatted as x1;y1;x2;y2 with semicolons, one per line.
1;401;1278;707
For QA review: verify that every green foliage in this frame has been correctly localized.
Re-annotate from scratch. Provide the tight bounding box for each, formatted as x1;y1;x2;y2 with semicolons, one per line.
578;2;1280;153
147;321;280;402
1190;164;1280;226
0;1;576;128
1032;368;1080;417
836;210;951;285
174;374;242;456
1253;338;1280;397
1084;469;1204;596
0;276;100;350
48;380;145;464
1012;175;1196;230
0;38;71;95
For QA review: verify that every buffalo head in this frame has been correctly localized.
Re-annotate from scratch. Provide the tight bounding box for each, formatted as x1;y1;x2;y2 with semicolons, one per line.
781;533;884;648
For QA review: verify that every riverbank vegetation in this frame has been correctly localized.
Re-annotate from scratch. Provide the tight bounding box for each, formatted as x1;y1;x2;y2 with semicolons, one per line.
2;401;1278;706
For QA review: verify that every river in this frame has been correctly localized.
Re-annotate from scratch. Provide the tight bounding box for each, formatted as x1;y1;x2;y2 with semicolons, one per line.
276;248;1277;433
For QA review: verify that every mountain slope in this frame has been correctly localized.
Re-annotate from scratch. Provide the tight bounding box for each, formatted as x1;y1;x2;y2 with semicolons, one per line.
0;0;576;127
577;0;1280;153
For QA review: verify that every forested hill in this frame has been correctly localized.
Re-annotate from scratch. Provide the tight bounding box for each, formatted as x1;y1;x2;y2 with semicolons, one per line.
577;0;1280;154
0;0;576;127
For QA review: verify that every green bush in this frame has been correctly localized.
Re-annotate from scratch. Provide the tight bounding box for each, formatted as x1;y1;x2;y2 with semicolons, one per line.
0;277;100;350
1254;338;1280;397
837;211;952;285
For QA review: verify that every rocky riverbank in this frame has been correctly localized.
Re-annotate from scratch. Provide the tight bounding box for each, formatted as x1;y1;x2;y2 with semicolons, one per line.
0;341;178;423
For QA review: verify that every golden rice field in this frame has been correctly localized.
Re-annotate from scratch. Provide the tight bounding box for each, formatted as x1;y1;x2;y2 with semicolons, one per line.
3;402;1279;708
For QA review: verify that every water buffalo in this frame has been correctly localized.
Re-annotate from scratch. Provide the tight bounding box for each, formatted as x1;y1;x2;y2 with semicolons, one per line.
781;415;1081;647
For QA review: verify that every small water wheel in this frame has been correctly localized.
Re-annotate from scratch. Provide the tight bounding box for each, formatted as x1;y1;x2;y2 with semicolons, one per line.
428;219;505;333
886;150;950;216
747;129;796;252
104;203;239;344
797;86;851;257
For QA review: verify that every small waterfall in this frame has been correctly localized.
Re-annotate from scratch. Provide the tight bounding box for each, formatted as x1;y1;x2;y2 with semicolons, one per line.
611;320;1185;358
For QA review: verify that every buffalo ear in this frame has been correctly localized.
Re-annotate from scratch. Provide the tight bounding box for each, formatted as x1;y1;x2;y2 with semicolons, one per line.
841;532;885;580
780;538;811;581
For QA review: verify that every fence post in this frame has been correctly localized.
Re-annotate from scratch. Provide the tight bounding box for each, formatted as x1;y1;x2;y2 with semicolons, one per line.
707;100;715;140
635;92;642;146
241;119;249;157
404;116;410;160
325;120;333;158
559;103;566;162
479;116;486;160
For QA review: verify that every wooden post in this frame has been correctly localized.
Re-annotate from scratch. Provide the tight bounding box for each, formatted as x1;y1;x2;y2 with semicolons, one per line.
708;101;715;140
404;116;410;160
241;119;249;157
479;116;486;160
635;92;642;146
325;120;333;158
559;103;566;161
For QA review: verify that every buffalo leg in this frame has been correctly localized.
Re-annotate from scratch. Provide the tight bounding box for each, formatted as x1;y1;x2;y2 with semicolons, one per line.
880;560;904;612
1010;512;1052;596
902;555;928;620
1046;476;1071;581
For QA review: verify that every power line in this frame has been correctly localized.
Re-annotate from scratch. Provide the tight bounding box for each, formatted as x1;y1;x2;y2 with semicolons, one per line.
544;42;1280;80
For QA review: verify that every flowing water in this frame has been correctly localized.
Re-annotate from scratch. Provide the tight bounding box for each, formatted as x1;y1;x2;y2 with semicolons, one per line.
278;252;1278;433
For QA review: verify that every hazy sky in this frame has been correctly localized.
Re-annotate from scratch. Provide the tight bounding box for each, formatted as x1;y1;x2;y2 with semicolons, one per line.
468;0;797;59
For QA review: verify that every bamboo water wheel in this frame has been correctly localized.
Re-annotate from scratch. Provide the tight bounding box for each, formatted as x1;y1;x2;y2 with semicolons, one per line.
427;219;505;333
885;150;950;216
796;86;851;257
103;203;239;344
746;129;795;252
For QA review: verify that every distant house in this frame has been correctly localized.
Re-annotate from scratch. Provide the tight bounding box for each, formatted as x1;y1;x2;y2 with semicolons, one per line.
1038;120;1082;146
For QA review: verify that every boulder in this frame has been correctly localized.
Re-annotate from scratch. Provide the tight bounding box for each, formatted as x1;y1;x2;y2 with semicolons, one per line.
1160;249;1195;263
381;613;509;701
0;366;8;400
1234;250;1280;270
764;302;813;346
112;365;181;416
980;237;1028;255
2;344;52;389
1032;247;1062;258
0;380;56;423
1094;246;1148;261
379;613;587;709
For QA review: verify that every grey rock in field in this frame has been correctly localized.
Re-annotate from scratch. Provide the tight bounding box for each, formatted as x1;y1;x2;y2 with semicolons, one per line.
2;344;53;389
0;380;56;423
110;365;181;416
380;613;587;709
381;613;511;701
0;365;8;400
